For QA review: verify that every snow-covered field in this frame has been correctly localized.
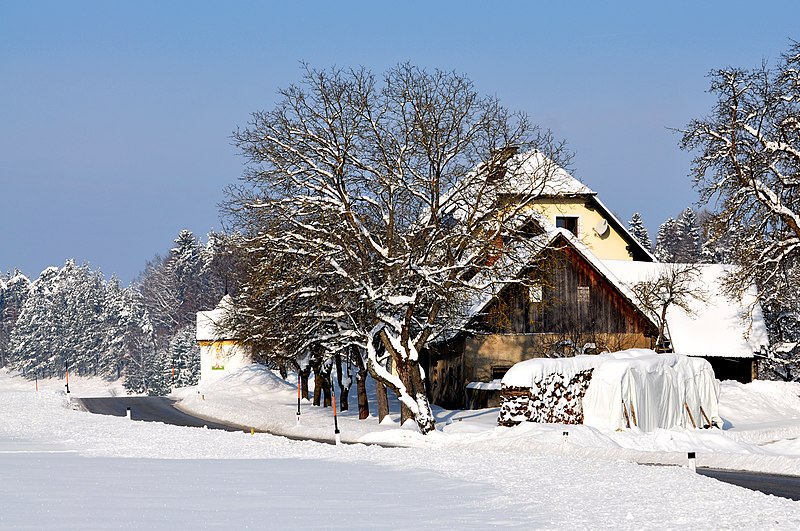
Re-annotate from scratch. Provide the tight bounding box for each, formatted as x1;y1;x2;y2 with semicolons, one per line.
2;367;799;529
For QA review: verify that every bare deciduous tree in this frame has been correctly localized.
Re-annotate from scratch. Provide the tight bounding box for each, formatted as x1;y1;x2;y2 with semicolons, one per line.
225;64;568;433
631;264;708;350
680;40;800;306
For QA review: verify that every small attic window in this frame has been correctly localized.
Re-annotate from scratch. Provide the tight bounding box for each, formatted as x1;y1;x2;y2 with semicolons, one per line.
556;216;578;236
491;366;512;380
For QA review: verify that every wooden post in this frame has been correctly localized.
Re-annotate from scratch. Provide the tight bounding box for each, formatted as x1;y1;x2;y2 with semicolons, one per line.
629;401;638;427
699;406;712;428
622;401;631;429
684;402;696;429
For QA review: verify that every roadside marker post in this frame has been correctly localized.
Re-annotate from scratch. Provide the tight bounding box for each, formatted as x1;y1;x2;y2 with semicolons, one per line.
297;378;301;426
687;451;696;472
64;362;70;396
126;407;131;420
332;391;341;445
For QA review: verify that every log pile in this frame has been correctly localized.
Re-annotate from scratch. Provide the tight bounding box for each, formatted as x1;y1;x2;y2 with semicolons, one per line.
497;369;594;427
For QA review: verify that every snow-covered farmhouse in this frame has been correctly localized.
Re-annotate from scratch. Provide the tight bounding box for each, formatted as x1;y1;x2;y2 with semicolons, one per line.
196;295;252;384
421;154;768;409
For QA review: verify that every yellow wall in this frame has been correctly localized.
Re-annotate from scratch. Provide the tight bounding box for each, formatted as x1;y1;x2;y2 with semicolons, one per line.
526;198;634;261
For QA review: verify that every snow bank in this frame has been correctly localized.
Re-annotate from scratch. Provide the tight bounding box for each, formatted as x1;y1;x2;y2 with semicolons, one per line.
499;349;721;432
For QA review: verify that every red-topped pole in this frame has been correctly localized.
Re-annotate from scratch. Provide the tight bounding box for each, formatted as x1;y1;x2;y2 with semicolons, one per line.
296;377;301;425
332;391;341;445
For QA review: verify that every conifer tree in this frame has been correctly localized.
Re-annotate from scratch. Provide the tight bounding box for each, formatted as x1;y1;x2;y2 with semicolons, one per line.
9;266;62;377
655;209;704;263
674;208;703;263
655;218;679;262
167;324;200;387
627;212;652;252
0;271;30;368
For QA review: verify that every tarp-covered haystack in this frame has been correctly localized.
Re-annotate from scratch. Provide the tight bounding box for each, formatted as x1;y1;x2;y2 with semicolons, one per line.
498;349;721;431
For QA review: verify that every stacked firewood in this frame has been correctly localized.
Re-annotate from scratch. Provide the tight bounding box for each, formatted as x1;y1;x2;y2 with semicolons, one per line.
497;369;595;427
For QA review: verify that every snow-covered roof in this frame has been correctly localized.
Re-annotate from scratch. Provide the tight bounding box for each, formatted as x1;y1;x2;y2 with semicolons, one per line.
196;295;237;341
501;150;594;196
495;151;655;261
602;261;768;358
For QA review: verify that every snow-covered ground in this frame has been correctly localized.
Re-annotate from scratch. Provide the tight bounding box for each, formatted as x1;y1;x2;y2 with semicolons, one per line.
1;367;799;529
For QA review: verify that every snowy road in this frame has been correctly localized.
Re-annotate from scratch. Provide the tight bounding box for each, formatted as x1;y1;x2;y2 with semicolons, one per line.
77;397;249;432
697;468;800;501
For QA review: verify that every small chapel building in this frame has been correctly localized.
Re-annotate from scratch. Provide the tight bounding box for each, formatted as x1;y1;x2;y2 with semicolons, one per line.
196;295;252;384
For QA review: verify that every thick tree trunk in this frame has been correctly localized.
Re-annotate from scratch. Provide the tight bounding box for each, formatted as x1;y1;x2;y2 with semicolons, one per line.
377;329;436;434
335;351;350;412
395;358;435;433
314;364;332;408
299;366;311;400
313;365;323;407
355;352;370;420
376;380;389;423
322;375;332;408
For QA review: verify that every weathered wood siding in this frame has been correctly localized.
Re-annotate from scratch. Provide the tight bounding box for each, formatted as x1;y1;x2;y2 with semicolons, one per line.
475;242;656;339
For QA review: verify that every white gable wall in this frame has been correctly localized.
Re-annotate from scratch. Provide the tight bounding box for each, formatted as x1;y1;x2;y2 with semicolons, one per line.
196;296;252;384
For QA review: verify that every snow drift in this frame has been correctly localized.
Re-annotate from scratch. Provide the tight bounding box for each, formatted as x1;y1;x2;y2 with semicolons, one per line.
498;349;721;431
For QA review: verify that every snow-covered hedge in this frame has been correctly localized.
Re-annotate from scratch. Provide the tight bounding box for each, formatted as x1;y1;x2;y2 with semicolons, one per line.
498;349;721;431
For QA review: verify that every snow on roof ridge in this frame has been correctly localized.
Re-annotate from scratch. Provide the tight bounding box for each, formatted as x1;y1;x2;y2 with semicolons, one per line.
505;149;594;196
503;151;653;260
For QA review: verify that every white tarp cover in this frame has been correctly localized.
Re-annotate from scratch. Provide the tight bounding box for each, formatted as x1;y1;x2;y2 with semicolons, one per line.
501;349;721;432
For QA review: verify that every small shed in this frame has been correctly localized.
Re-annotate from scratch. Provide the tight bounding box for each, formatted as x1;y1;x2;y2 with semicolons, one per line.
602;261;768;383
196;295;252;384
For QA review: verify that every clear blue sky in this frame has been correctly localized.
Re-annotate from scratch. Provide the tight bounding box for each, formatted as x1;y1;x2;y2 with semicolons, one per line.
2;1;798;284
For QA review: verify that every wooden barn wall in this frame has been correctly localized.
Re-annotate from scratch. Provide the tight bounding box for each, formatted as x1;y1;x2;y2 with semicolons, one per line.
475;245;656;338
421;338;467;410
